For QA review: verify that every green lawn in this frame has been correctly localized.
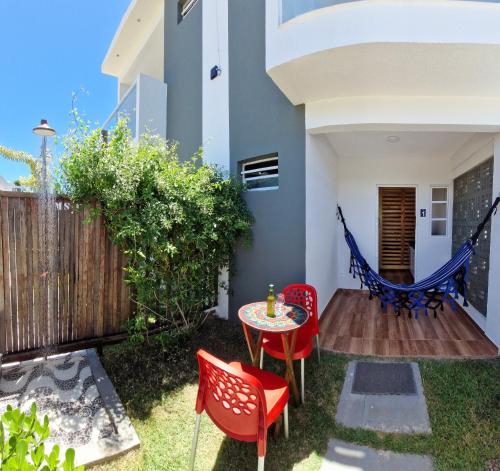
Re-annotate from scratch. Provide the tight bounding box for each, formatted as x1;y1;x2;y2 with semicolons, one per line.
93;317;500;471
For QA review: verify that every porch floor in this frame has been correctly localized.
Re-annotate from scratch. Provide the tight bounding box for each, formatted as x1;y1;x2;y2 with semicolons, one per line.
319;289;498;358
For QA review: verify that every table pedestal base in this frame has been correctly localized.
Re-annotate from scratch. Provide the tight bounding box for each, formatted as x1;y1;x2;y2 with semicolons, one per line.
242;323;301;405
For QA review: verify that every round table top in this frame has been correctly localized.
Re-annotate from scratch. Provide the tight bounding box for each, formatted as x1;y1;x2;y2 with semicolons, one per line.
238;301;309;333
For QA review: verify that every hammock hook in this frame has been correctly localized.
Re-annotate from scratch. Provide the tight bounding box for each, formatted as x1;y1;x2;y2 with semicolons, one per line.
337;205;349;234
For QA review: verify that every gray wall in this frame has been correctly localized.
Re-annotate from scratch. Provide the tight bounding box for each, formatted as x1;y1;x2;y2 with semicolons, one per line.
228;0;306;318
164;0;202;160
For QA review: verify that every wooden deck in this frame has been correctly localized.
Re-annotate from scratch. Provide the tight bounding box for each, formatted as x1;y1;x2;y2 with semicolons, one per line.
319;289;498;358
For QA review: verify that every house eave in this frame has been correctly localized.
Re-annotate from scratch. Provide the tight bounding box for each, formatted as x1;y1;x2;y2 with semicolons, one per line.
101;0;164;80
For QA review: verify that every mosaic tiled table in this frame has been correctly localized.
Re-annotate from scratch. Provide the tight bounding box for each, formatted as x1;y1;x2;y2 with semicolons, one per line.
238;301;309;404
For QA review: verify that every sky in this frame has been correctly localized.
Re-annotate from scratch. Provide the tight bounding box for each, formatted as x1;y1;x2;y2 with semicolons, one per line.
0;0;130;183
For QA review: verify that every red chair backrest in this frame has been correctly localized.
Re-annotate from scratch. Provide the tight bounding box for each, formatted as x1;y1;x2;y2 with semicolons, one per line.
195;350;268;449
283;284;319;336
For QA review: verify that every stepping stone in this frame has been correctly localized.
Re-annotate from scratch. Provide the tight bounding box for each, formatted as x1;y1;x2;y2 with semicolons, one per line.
321;439;434;471
336;361;431;434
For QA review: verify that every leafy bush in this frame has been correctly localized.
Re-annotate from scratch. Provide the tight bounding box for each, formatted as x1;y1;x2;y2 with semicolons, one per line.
0;403;83;471
59;120;253;332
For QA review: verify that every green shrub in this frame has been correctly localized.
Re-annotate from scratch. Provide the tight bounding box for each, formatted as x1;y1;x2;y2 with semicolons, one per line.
0;403;83;471
59;120;253;333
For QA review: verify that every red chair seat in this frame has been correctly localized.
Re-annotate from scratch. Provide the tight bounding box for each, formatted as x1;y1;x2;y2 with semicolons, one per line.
191;350;290;470
229;362;289;425
261;331;313;361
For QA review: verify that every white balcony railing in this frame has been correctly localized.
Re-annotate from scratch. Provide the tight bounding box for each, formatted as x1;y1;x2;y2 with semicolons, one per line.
104;83;137;137
103;74;167;140
281;0;500;23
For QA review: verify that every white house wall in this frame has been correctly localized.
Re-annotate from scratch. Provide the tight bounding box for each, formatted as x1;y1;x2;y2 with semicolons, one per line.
267;0;500;72
488;137;500;347
336;152;453;289
305;133;338;314
202;0;230;171
136;74;167;138
202;0;230;318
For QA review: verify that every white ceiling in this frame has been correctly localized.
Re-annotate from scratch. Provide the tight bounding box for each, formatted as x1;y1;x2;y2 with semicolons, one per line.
325;131;476;160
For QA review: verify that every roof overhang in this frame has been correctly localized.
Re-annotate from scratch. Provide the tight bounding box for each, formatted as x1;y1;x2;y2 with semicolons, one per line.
102;0;164;81
266;0;500;105
306;96;500;134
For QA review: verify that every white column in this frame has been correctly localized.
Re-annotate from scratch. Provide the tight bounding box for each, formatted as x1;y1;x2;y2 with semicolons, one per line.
305;133;339;314
485;135;500;349
202;0;230;319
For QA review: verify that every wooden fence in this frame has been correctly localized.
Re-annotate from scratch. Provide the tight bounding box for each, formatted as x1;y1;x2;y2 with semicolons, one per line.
0;191;132;356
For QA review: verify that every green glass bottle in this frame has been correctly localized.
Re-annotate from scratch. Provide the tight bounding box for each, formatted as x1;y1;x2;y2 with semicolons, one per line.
267;284;276;318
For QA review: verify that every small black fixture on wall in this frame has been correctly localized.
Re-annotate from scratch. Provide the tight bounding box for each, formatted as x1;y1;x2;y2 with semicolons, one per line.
420;209;427;217
210;65;222;80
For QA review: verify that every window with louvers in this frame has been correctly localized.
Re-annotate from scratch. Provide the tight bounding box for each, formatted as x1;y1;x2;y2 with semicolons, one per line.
241;155;279;191
452;157;494;316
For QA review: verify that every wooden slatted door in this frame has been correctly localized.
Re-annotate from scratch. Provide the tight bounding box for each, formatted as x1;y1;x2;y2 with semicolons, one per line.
379;187;416;270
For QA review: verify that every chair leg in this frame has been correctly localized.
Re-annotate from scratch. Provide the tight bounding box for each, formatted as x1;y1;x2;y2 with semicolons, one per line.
257;456;265;471
316;335;321;363
301;358;305;404
260;348;264;369
284;403;289;439
189;414;202;471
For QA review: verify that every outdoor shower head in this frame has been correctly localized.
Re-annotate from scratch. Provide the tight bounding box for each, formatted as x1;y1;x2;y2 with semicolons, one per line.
33;119;56;137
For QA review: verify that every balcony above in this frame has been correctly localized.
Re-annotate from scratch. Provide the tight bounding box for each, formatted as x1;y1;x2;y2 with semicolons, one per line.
102;0;164;98
266;0;500;106
103;74;167;140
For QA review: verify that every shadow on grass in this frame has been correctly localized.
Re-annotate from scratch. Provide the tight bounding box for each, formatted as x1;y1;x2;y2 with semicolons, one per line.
100;316;249;421
100;316;500;471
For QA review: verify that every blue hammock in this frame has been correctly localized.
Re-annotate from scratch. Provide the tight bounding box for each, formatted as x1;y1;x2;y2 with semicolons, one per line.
337;197;500;319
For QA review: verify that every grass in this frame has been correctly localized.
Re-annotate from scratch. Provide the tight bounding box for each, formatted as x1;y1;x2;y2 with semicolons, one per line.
92;317;500;471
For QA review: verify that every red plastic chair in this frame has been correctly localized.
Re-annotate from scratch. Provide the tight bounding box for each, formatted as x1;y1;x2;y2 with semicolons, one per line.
190;349;289;471
261;284;320;403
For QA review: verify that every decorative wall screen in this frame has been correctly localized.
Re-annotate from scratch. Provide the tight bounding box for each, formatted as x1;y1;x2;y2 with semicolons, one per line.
452;157;494;316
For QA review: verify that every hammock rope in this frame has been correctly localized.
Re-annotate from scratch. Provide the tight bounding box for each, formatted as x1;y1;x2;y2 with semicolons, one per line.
337;196;500;319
